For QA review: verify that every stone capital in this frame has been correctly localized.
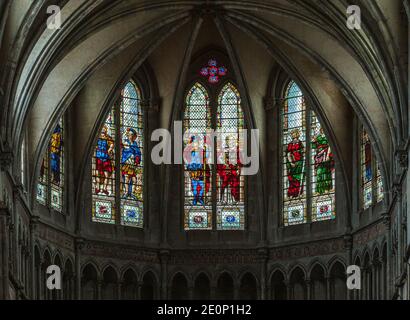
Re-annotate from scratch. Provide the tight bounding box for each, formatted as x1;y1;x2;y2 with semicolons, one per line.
263;97;277;111
75;238;85;251
395;147;408;169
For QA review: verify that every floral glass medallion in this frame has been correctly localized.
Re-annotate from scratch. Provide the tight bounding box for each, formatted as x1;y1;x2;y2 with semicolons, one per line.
200;59;227;84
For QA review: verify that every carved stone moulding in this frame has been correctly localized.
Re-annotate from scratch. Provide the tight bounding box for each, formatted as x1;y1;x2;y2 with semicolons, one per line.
81;241;159;263
269;238;345;261
37;224;75;251
352;221;387;246
169;249;260;265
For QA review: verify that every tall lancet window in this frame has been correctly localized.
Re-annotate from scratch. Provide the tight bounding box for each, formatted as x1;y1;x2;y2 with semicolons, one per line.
361;128;373;209
183;83;212;230
92;81;144;227
183;82;245;230
216;83;245;230
310;112;336;222
282;81;335;226
376;163;384;202
360;127;384;209
36;118;65;212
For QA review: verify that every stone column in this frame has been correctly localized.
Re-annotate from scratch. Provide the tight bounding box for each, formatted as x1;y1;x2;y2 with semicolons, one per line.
233;282;239;300
369;264;374;299
37;258;43;299
382;213;391;299
284;281;291;300
117;281;122;300
381;258;387;299
325;276;331;300
344;234;353;300
29;216;39;299
188;286;194;300
305;278;311;300
70;275;75;300
258;248;268;300
374;261;380;300
0;151;12;300
159;250;169;299
266;285;271;300
210;285;217;300
97;279;102;300
41;260;47;300
137;280;143;300
74;238;84;300
0;205;10;300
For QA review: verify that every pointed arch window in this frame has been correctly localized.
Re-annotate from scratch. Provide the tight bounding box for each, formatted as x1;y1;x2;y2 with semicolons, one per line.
183;82;245;230
216;83;245;230
360;127;384;209
183;83;212;230
36;118;65;212
361;128;373;209
376;164;384;203
282;81;336;226
92;81;144;227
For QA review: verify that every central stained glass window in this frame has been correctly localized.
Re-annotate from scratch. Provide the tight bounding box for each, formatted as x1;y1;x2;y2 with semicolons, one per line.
92;80;144;227
282;81;336;226
183;82;245;230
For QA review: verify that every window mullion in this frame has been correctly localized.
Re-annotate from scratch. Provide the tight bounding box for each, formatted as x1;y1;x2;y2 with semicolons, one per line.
359;124;363;210
115;99;122;225
280;99;284;227
47;142;52;209
211;90;217;231
306;106;312;224
372;145;378;207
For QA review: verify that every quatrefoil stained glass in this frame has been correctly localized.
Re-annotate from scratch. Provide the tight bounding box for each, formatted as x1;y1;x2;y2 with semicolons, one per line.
200;59;227;84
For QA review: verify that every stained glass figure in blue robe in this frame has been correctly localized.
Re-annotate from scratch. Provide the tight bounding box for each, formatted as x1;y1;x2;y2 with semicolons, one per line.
121;128;142;200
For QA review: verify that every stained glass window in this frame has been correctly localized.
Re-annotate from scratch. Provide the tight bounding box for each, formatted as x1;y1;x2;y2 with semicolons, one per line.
376;162;384;203
216;83;245;230
360;127;384;209
50;119;64;211
282;82;307;226
183;83;212;230
36;119;64;212
361;128;373;209
200;59;227;84
92;108;116;224
282;81;335;226
310;112;335;221
92;80;144;227
37;155;48;205
120;82;144;227
183;82;245;231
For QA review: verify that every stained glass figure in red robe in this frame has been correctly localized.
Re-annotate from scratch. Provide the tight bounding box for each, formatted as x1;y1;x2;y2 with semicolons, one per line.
217;136;242;202
286;129;305;198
